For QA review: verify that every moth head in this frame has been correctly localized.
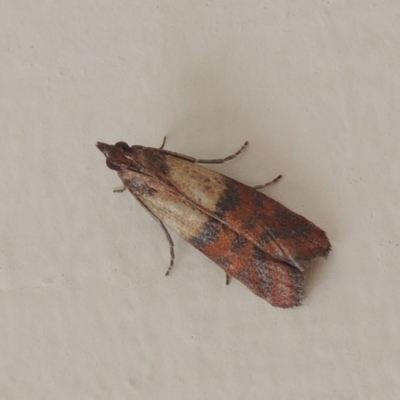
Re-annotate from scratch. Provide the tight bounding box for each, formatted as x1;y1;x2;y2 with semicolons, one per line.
96;141;133;171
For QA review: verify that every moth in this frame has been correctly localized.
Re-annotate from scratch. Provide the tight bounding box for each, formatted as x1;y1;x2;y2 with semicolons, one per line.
97;138;331;308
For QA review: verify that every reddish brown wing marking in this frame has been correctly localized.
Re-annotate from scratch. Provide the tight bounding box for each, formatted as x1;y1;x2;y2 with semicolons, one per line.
188;217;304;308
213;178;331;270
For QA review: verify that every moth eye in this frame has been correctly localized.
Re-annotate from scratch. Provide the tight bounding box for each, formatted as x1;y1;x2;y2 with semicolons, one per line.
106;159;120;171
115;141;130;151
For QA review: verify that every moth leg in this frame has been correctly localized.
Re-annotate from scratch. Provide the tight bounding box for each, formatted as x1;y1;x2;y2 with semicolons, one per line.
134;196;175;275
158;220;175;276
194;141;249;164
113;186;126;193
159;141;249;164
226;274;231;285
159;136;167;150
253;174;282;190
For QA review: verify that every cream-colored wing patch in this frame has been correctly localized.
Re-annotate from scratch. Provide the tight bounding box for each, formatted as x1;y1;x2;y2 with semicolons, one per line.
138;186;209;241
164;155;226;212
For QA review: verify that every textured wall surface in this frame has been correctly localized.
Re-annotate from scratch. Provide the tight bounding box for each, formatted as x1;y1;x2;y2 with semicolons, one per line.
1;1;399;399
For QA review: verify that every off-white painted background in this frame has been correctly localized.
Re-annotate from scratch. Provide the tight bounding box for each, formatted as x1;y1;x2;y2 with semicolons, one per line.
1;1;399;399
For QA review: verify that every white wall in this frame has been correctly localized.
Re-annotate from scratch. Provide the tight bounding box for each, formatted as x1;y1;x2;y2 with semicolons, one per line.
1;1;399;399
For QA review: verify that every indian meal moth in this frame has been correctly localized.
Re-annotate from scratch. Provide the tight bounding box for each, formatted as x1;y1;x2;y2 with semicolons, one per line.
97;138;331;308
